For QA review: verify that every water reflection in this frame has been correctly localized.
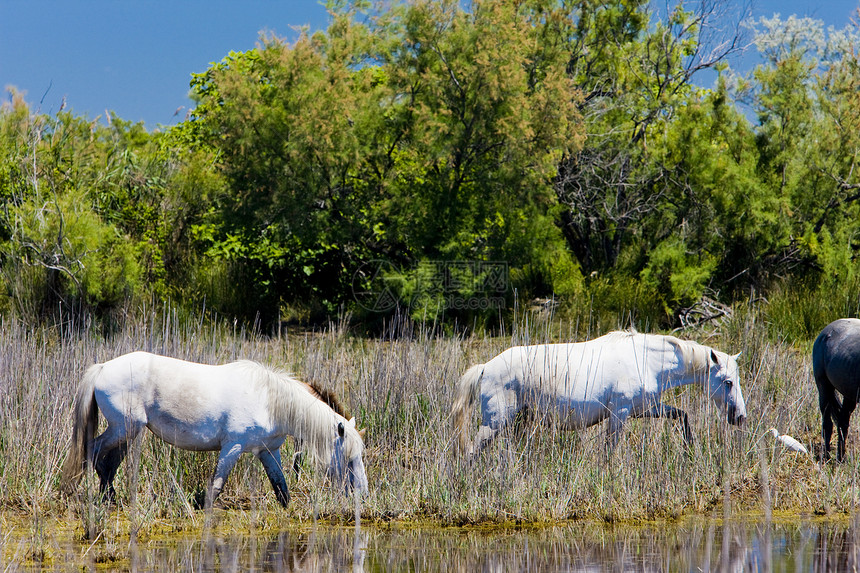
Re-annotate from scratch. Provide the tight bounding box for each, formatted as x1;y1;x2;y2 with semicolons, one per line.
8;519;860;571
360;521;860;572
126;528;365;572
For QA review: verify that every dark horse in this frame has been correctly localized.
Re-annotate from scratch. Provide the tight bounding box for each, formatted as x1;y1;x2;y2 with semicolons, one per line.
813;318;860;462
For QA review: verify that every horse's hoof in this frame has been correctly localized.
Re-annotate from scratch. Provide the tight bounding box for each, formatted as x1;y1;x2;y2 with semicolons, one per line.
191;491;206;510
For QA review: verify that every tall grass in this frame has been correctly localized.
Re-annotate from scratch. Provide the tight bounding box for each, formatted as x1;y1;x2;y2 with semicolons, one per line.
0;300;856;538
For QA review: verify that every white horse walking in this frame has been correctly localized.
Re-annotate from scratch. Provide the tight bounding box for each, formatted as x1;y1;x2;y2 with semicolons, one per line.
453;330;747;456
60;352;368;508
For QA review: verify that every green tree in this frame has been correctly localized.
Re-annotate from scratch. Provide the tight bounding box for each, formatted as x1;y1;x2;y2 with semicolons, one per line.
643;75;776;310
376;0;584;318
553;0;750;323
186;0;586;324
0;99;143;319
802;22;860;282
748;16;860;285
186;9;392;321
556;0;748;275
0;89;212;323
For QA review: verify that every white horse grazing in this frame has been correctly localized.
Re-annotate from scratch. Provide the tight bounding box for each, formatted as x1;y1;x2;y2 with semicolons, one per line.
60;352;368;508
453;330;747;456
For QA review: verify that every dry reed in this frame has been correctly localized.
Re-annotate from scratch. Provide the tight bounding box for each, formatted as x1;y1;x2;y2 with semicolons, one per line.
0;302;855;537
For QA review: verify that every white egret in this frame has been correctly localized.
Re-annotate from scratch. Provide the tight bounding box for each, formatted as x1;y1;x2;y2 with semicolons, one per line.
767;428;808;455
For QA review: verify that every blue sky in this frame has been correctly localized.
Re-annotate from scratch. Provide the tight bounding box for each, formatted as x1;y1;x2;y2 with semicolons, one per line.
1;1;857;129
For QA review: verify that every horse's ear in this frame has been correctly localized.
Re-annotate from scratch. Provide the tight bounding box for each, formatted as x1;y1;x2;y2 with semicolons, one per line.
358;428;367;439
348;417;356;427
731;352;742;361
338;422;345;438
710;349;719;364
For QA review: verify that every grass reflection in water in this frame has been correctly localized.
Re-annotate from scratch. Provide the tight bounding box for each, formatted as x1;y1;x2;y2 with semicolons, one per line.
3;518;860;571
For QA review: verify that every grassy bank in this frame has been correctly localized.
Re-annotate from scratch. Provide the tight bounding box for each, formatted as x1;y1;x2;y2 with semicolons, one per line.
0;302;856;539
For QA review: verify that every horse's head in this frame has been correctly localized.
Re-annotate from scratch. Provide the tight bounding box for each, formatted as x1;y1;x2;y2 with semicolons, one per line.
328;417;368;496
706;349;747;426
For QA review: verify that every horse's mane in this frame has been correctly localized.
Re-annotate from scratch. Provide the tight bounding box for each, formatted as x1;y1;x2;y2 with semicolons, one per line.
602;328;638;342
663;336;712;373
300;379;351;420
606;328;712;373
234;361;363;465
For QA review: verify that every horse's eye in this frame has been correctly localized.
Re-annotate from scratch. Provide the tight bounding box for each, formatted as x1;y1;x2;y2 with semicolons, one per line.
725;379;734;388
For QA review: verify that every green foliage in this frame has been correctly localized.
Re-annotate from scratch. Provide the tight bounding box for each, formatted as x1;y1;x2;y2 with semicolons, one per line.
185;0;584;325
556;0;714;278
2;3;860;331
556;8;860;326
0;88;220;323
544;243;585;301
382;0;583;258
577;271;663;331
763;279;860;342
5;185;142;308
640;236;717;315
185;28;386;321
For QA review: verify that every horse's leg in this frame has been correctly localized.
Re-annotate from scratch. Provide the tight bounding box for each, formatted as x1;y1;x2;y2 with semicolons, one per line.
642;404;693;444
292;437;304;479
292;452;305;479
606;408;630;452
815;376;840;461
469;391;515;458
470;424;500;458
257;449;290;508
95;445;128;504
206;443;243;509
90;423;137;504
837;396;857;463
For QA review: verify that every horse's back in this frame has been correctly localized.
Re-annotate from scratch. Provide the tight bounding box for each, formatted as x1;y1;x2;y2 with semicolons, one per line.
99;351;238;382
94;352;278;450
814;319;860;394
481;334;647;418
96;352;230;408
97;352;209;394
486;332;654;386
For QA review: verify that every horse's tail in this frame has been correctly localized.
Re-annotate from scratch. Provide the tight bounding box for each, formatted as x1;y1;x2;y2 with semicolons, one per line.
452;364;484;455
60;363;102;495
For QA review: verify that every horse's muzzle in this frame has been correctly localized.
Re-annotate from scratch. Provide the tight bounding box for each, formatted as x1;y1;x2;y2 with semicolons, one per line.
345;468;368;497
350;476;369;496
726;404;746;426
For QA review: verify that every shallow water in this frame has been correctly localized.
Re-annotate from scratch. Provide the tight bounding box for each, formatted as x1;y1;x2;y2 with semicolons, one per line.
4;518;860;571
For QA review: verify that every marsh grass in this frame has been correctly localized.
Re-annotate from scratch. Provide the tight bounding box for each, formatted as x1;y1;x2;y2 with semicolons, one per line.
0;301;858;549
